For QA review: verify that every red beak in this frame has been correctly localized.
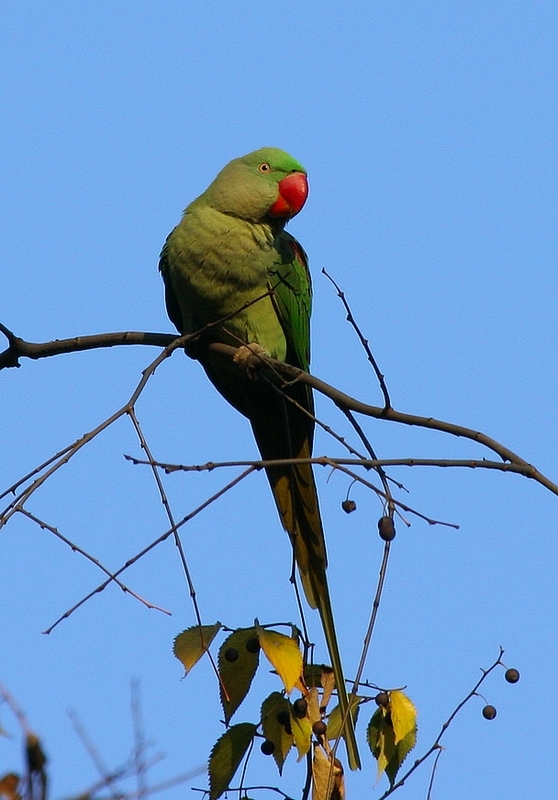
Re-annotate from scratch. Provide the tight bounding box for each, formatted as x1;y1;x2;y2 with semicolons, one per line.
269;172;308;219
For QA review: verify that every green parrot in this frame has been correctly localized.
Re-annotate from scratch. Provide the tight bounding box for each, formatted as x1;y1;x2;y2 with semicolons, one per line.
159;147;360;770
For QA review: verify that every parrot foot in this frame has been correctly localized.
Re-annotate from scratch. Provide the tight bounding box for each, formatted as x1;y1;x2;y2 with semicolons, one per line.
233;343;267;378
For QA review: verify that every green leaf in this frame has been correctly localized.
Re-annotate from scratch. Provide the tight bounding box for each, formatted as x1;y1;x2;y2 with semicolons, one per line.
367;707;396;781
366;698;417;786
173;623;221;674
218;628;260;723
208;722;256;800
385;725;416;786
257;625;303;693
260;691;294;774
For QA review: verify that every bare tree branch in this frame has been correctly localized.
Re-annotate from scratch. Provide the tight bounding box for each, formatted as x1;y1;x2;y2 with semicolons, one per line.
0;323;176;369
2;324;555;493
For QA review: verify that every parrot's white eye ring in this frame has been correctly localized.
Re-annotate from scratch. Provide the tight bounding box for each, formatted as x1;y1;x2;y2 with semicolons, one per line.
258;162;271;172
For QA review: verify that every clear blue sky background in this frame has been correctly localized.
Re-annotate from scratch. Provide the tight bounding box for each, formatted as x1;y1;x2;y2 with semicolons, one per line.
1;3;556;798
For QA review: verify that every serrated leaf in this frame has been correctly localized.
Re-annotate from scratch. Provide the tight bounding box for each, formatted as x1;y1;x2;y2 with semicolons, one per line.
366;708;396;780
218;628;260;723
389;691;417;745
260;691;294;774
326;696;362;741
173;623;221;674
208;722;256;800
312;745;345;800
366;702;417;786
385;726;416;786
257;625;303;694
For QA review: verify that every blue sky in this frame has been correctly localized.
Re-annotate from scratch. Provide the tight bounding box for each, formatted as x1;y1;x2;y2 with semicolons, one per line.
1;2;557;798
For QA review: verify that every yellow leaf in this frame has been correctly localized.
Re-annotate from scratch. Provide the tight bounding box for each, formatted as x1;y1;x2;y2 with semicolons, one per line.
256;625;303;694
291;712;313;760
173;623;221;674
390;691;417;745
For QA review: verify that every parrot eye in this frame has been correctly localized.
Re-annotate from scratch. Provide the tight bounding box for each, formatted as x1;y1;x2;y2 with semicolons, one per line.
258;163;271;173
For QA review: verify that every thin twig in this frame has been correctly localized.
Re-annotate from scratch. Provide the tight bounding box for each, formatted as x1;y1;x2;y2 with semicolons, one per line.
72;752;167;800
376;647;505;799
352;540;392;694
0;334;190;529
206;342;558;494
426;746;444;800
3;327;556;495
18;509;170;616
67;709;122;799
125;453;547;483
322;268;391;409
131;679;148;800
329;462;458;528
192;786;294;799
340;407;407;491
0;679;33;735
1;291;276;527
42;467;255;633
119;765;206;798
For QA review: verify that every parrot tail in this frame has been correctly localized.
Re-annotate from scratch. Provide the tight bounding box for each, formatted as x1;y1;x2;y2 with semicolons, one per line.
257;429;361;771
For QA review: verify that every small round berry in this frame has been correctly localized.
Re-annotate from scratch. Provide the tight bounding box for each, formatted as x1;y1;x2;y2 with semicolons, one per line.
342;499;357;514
224;647;239;662
505;668;520;684
293;697;308;718
260;739;275;755
276;710;290;727
312;720;327;737
374;692;389;707
482;704;497;720
245;637;260;654
378;516;396;541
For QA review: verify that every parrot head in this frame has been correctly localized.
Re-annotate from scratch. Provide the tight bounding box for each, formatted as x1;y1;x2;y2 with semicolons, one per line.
203;147;308;223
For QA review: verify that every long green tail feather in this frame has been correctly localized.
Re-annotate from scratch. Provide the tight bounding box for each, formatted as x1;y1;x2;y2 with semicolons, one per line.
255;425;361;771
195;351;361;768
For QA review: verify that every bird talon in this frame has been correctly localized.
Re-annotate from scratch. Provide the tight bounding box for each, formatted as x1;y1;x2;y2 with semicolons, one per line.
233;343;267;378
